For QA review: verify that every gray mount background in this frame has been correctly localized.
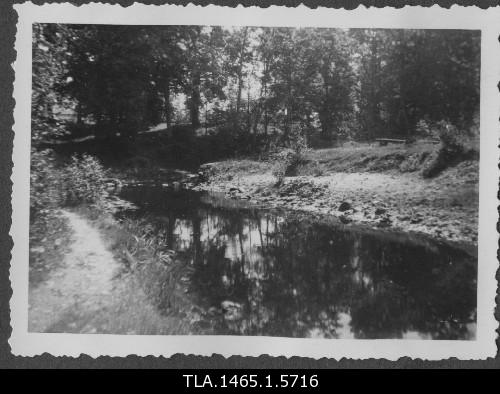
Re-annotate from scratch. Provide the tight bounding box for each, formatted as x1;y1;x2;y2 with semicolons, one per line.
0;0;498;369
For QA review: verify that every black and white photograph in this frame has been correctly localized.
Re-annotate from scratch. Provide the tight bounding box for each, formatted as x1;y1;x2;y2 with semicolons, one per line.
9;3;499;359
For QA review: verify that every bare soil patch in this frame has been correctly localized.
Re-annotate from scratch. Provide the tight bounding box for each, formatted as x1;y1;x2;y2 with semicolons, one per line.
194;155;478;245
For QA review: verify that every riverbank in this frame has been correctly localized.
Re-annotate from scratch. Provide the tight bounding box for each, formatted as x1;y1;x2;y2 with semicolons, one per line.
28;206;199;334
27;155;478;338
192;150;478;246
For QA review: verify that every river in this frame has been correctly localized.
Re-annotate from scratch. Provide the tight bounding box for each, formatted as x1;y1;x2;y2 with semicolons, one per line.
116;184;477;340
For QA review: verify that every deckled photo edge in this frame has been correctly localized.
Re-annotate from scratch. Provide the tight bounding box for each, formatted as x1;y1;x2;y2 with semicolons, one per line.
9;2;500;360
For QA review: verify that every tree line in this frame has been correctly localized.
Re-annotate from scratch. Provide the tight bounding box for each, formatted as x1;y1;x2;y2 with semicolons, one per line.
32;24;480;147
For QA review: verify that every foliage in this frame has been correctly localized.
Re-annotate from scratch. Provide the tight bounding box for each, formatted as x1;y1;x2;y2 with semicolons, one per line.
272;149;299;183
272;129;309;183
62;154;108;205
31;24;71;145
181;26;227;128
30;149;108;221
89;212;193;315
32;24;480;156
422;121;468;178
65;25;161;136
353;29;480;140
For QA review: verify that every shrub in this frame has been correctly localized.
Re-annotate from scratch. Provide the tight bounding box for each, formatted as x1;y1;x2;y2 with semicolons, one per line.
271;127;310;184
272;148;308;184
30;150;108;221
62;154;108;205
422;121;467;178
272;149;296;182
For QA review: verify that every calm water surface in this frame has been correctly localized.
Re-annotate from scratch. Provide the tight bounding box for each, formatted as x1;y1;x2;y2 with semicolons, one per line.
118;185;477;340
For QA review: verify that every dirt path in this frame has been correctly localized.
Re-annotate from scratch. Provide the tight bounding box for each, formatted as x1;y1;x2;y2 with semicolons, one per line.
28;210;121;333
29;209;198;334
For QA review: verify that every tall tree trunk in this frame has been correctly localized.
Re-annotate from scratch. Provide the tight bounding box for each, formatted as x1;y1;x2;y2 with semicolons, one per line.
319;110;331;141
247;89;251;130
190;73;201;128
261;37;271;138
284;69;293;142
319;64;332;140
398;34;410;137
368;34;382;139
235;28;248;115
187;28;202;129
236;78;243;115
164;80;171;128
262;61;269;137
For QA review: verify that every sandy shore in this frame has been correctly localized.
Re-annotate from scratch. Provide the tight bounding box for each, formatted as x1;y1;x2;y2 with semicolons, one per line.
192;160;479;246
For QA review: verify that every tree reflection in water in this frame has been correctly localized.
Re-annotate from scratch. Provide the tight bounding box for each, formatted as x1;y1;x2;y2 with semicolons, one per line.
119;186;477;340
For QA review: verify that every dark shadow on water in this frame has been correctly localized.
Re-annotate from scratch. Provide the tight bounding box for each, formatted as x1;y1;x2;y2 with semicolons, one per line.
118;185;477;340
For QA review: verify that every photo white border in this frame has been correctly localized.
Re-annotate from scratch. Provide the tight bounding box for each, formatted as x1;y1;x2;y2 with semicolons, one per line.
9;2;499;360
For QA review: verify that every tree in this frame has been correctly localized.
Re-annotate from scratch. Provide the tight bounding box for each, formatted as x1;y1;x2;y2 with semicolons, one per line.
256;28;276;136
32;23;70;145
256;28;355;144
33;24;480;147
353;29;480;140
306;29;355;141
147;26;187;128
263;28;314;142
64;25;154;137
182;26;226;129
225;27;254;116
352;29;390;140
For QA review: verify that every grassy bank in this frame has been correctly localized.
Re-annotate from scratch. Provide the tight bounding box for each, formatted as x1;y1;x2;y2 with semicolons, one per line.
304;142;443;174
205;139;477;176
29;202;201;335
75;204;195;321
28;149;202;334
195;141;479;245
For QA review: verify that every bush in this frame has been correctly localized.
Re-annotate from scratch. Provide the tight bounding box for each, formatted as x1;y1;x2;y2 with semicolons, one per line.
272;148;308;184
62;154;108;206
271;127;310;184
30;149;108;221
422;121;467;178
272;149;297;181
